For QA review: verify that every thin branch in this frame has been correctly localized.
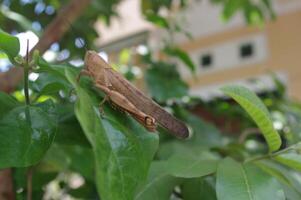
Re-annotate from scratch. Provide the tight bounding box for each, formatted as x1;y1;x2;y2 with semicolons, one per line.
24;39;30;106
244;142;301;163
26;168;33;200
0;169;15;200
239;128;261;144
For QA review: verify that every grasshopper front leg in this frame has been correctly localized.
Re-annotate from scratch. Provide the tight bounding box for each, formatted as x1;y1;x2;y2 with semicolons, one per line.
77;69;92;82
95;83;157;132
98;95;109;116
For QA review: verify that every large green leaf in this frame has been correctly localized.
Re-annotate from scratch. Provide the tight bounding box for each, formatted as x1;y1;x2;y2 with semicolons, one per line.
221;85;281;152
0;29;20;60
135;161;181;200
65;67;159;200
216;158;285;200
0;100;57;168
274;153;301;171
166;154;218;178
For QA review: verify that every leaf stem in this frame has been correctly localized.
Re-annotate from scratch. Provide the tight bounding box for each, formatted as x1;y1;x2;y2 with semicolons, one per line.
244;143;301;163
24;39;30;106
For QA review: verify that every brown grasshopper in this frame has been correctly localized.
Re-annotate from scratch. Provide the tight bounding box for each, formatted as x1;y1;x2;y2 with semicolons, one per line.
78;50;189;139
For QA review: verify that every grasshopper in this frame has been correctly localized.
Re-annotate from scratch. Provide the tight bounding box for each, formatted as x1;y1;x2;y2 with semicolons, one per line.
78;50;189;139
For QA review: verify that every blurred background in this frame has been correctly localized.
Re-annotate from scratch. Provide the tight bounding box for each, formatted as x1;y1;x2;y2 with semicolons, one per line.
2;0;301;101
96;0;301;101
1;0;301;199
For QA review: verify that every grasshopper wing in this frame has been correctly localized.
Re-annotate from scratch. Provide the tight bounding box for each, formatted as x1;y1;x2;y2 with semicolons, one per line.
107;68;189;139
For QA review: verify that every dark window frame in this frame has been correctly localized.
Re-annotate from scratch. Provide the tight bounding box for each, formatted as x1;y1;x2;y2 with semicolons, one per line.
240;43;254;58
200;53;213;68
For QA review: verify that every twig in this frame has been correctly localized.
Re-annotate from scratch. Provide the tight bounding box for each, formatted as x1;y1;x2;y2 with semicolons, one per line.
26;167;33;200
0;169;15;200
239;128;261;144
24;39;30;106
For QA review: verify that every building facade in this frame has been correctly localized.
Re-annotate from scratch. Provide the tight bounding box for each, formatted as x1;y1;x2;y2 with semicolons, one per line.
96;0;301;100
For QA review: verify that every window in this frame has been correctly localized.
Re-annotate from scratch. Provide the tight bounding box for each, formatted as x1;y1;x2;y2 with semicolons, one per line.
200;54;212;68
240;43;254;58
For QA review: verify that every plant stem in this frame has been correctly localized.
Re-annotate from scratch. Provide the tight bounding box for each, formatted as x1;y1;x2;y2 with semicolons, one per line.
24;39;30;106
244;143;300;163
27;167;33;200
239;128;261;144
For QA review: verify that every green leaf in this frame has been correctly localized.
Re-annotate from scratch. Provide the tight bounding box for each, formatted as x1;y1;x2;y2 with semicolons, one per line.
166;154;218;178
37;58;71;80
156;140;202;160
0;92;20;120
145;13;169;29
182;178;217;200
0;29;20;60
55;104;90;147
174;107;222;148
222;0;244;21
145;62;188;102
62;144;94;180
0;100;57;168
244;5;264;26
255;160;301;199
135;161;181;200
164;47;196;72
216;158;285;200
221;85;281;152
42;143;94;180
65;67;159;200
39;143;71;172
274;153;301;171
31;73;71;96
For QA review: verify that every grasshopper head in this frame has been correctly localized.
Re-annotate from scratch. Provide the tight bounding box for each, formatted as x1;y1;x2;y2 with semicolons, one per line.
84;50;107;73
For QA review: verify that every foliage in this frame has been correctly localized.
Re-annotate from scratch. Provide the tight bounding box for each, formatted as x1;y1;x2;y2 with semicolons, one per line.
1;0;301;200
216;158;285;200
210;0;275;25
221;85;282;152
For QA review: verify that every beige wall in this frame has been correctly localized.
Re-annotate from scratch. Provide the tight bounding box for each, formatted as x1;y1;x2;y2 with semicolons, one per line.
180;10;301;100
